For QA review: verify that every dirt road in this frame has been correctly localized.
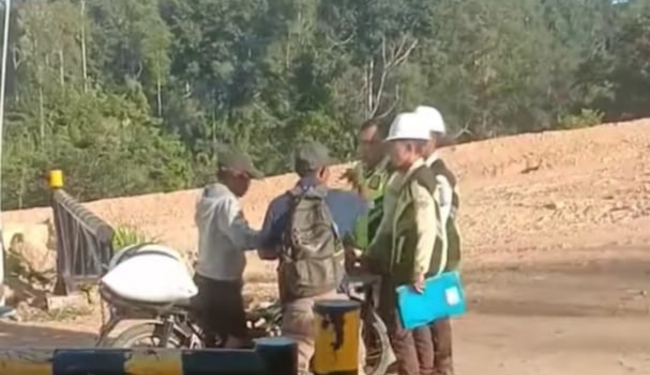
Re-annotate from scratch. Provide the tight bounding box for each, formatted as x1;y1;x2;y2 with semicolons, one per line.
457;245;650;375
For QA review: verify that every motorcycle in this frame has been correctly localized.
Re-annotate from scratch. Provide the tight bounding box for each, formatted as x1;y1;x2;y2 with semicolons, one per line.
96;274;393;375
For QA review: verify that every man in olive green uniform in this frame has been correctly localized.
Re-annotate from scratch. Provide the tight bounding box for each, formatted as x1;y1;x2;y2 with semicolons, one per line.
343;118;392;252
365;112;442;375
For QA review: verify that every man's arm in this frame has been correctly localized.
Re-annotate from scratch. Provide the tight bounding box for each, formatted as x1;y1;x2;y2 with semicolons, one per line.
219;196;260;250
342;164;366;197
368;171;398;249
411;183;440;277
257;200;282;260
348;190;371;220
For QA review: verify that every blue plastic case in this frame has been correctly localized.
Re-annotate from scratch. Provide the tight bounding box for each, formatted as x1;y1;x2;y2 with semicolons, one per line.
396;271;467;330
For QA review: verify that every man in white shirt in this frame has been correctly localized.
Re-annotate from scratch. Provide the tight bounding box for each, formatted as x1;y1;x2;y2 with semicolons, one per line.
193;148;263;348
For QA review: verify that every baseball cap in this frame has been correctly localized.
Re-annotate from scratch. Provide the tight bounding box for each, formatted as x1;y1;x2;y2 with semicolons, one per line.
217;148;264;179
385;112;431;142
415;106;446;134
294;141;335;176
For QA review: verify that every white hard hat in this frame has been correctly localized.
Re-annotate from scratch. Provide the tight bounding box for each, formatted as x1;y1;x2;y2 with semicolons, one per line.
415;106;446;134
385;112;430;142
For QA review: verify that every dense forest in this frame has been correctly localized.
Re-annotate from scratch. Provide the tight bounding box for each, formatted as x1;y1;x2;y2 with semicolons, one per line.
1;0;649;209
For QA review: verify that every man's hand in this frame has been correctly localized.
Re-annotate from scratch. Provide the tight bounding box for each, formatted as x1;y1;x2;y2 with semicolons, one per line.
341;167;362;189
344;245;363;271
411;273;425;294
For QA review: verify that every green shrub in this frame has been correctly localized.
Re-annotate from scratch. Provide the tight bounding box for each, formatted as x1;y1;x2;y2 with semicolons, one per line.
557;109;604;130
112;224;153;251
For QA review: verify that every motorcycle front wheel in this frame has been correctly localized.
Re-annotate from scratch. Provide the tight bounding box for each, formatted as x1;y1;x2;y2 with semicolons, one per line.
108;322;192;348
362;310;393;375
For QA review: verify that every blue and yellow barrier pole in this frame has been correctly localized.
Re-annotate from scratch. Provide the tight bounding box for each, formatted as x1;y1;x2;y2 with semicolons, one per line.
312;300;362;375
0;337;297;375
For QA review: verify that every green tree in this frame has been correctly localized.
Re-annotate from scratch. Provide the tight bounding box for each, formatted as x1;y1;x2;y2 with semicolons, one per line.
3;0;650;210
87;0;171;115
605;0;650;118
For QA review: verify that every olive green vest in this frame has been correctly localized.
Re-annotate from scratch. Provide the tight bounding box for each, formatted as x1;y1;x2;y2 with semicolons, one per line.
351;158;391;250
389;165;444;286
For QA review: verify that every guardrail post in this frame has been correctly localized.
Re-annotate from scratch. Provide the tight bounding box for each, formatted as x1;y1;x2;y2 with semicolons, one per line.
312;300;361;375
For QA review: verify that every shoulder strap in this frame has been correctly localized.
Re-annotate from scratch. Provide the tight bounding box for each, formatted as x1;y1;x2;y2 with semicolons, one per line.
430;159;457;188
283;185;340;243
308;187;340;240
410;165;438;195
287;186;303;199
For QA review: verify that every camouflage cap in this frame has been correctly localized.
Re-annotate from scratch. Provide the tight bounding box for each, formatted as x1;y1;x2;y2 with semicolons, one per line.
217;148;264;179
294;141;335;176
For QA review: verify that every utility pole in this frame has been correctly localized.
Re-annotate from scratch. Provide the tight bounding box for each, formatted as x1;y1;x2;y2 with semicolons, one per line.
0;0;12;307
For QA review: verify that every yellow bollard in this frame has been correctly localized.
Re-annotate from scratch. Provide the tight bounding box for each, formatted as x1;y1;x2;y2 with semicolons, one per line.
48;170;63;189
312;299;361;375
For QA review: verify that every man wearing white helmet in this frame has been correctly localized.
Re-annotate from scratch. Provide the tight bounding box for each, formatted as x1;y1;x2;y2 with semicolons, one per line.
364;112;441;375
413;105;460;375
414;106;453;227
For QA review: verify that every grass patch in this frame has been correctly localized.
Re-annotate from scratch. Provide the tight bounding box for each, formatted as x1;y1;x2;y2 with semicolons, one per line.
112;224;155;251
16;303;95;323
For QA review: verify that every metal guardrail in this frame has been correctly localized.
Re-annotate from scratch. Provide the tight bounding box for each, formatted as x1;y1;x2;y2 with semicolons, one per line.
49;170;115;295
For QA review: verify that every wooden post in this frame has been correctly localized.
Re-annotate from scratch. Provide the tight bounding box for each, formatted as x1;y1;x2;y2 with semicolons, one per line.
312;300;361;375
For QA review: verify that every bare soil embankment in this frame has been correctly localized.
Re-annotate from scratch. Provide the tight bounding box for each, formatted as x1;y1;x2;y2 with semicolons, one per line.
4;120;650;374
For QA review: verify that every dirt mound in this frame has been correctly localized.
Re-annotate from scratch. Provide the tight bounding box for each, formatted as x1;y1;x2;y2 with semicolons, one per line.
4;119;650;279
443;119;648;182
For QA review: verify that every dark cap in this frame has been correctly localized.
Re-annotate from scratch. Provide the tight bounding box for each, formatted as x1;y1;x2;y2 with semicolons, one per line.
217;148;264;179
294;141;334;176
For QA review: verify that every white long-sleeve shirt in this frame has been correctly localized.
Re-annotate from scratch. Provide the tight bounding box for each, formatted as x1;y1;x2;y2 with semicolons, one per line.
195;183;260;281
